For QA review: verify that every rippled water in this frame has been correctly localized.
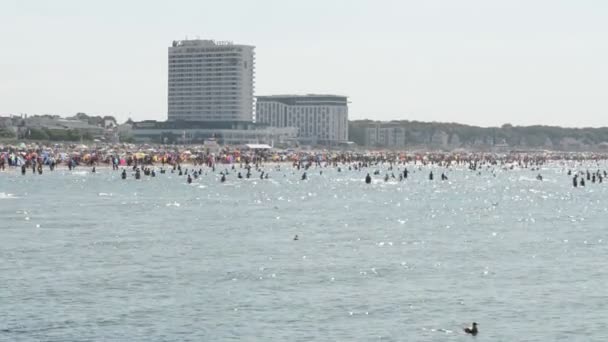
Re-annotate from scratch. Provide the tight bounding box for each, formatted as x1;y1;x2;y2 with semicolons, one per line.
1;164;607;341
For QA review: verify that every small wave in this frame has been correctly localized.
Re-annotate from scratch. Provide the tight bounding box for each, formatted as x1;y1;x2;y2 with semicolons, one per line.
518;176;541;182
0;192;18;199
0;320;77;334
98;192;113;197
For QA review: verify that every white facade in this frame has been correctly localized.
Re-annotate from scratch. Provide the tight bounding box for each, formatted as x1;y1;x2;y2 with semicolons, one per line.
168;39;255;122
131;126;297;145
256;95;348;144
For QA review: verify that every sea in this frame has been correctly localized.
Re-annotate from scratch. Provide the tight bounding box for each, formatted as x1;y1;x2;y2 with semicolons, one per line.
1;164;607;341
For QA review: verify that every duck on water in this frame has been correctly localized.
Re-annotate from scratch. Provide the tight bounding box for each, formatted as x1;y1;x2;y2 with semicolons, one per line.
464;322;478;336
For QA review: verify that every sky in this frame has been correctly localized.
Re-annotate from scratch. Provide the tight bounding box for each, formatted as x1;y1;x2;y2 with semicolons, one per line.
1;0;607;127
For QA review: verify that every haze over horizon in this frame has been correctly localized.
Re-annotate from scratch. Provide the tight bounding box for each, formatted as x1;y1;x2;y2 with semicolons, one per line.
1;0;607;128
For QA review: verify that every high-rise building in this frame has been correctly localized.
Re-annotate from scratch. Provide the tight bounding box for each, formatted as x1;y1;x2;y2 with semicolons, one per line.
167;39;255;122
256;94;348;145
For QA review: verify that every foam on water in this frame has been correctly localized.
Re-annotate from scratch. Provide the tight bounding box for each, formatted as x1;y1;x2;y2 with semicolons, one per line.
0;192;18;199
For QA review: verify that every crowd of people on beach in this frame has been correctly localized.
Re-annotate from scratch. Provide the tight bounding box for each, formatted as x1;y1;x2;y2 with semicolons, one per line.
2;142;608;188
3;142;608;166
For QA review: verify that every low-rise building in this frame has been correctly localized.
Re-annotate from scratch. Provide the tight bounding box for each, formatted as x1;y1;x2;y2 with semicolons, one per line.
256;94;348;146
130;120;297;146
360;122;407;148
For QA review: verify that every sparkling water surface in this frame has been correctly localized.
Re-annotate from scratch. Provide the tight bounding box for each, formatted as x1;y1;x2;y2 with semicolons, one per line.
1;165;607;341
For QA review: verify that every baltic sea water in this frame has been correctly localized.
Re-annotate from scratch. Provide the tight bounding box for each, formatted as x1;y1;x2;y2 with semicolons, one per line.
1;164;607;341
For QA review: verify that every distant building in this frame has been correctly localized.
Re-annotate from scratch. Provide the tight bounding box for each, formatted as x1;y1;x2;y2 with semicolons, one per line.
365;124;406;148
431;130;449;147
256;94;348;145
167;39;255;122
130;120;296;145
23;116;104;137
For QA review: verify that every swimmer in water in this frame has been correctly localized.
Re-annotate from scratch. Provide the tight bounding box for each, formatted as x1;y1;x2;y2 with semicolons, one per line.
187;174;192;184
365;173;372;184
221;174;226;183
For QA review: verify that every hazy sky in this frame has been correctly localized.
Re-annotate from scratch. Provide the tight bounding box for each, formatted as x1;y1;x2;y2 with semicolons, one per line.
1;0;607;127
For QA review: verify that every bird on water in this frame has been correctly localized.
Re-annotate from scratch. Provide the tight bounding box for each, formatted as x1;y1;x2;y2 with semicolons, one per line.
464;322;478;336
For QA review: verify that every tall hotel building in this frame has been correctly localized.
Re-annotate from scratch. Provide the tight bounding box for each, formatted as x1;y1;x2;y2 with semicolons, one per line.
167;39;255;122
256;95;348;144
